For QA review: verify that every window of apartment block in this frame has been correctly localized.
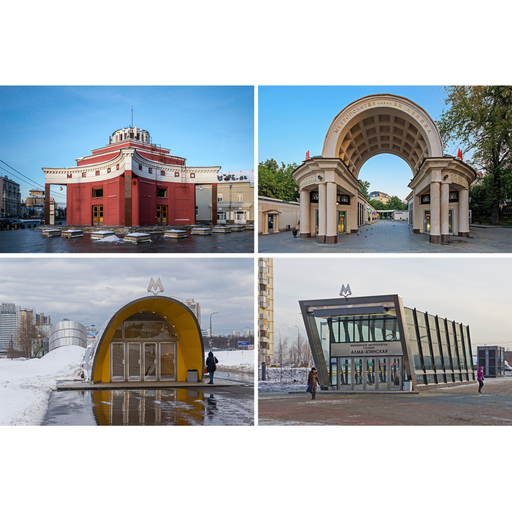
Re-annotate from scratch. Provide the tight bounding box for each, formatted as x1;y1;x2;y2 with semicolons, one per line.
93;189;103;198
157;188;167;198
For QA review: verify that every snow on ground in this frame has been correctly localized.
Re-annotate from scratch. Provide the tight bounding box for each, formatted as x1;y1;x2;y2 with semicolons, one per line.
0;346;85;426
258;367;311;393
206;350;254;373
93;235;121;242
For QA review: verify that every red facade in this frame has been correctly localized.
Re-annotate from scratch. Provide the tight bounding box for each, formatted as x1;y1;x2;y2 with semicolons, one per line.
66;176;196;226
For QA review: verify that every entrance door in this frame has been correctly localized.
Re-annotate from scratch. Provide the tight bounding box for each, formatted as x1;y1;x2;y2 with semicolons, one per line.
160;342;176;381
448;209;453;234
424;210;430;233
268;215;274;233
338;212;346;233
143;343;157;381
111;343;125;382
335;357;402;390
128;343;141;381
92;205;103;225
157;205;168;226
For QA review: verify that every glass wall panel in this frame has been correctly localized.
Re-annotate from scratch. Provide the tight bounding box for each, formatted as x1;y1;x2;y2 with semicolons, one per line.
366;358;376;390
385;316;399;340
315;317;330;362
112;343;125;381
144;343;157;381
160;342;175;380
455;323;467;370
379;358;388;386
447;322;459;370
417;312;433;370
372;318;385;341
128;343;141;381
415;373;426;385
341;317;353;342
330;318;340;343
438;320;452;370
331;358;337;386
428;315;443;370
354;359;363;389
405;308;422;371
390;358;401;389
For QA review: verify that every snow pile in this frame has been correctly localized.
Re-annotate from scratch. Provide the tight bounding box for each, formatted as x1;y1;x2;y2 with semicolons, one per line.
0;346;85;426
205;350;254;374
258;367;311;393
93;235;120;242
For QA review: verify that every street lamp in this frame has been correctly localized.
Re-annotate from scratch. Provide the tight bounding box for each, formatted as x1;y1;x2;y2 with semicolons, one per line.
9;333;14;360
209;311;219;349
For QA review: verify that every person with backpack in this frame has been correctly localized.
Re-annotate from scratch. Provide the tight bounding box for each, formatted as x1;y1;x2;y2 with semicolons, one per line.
477;366;484;393
205;351;218;384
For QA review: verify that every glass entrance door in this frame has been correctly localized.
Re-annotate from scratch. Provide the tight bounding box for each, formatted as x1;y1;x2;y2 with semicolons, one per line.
338;212;346;233
366;358;376;390
111;343;125;382
157;205;168;225
143;343;157;381
128;343;141;381
160;343;176;381
334;357;402;390
424;210;431;232
92;205;103;225
268;215;274;233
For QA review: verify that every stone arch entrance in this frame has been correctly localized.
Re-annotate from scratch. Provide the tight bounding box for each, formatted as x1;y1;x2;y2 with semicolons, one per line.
293;94;477;244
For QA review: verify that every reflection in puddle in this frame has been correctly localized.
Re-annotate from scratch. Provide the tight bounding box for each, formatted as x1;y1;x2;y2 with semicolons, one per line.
42;388;254;426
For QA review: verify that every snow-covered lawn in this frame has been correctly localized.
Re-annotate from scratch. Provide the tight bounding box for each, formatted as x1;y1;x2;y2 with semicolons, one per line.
258;367;311;393
0;346;85;426
206;350;254;374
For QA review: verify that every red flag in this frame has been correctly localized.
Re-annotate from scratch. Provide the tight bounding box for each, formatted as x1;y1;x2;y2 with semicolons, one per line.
457;148;463;161
306;151;310;160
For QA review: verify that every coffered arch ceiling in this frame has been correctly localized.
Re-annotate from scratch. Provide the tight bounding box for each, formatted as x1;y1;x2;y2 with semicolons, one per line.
322;94;444;179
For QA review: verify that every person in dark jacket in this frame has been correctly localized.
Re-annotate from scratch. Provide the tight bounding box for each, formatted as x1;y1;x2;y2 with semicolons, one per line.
206;351;218;384
307;367;320;399
477;366;484;393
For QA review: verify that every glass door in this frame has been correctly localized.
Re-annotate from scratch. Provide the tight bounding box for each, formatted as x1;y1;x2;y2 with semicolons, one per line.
390;358;402;390
365;358;376;390
424;210;430;232
143;343;157;381
353;358;364;390
128;343;141;381
336;358;352;389
338;212;346;233
160;342;176;381
92;205;103;225
111;343;125;382
448;209;453;234
379;358;388;390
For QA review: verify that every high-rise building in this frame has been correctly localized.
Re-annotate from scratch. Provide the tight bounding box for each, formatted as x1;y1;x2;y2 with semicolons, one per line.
36;313;51;326
0;175;21;218
185;299;201;327
258;258;274;365
0;303;20;354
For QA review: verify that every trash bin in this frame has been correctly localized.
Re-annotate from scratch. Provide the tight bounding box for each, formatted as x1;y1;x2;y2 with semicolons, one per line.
187;370;198;383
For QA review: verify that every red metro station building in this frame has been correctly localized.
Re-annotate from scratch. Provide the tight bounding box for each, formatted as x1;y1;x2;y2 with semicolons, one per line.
43;126;221;227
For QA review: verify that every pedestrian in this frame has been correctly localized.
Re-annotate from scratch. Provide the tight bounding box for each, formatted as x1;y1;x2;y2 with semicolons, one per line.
307;367;320;400
477;366;484;393
205;351;218;384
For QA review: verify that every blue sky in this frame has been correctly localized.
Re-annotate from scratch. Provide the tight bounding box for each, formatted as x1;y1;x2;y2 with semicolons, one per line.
0;86;254;205
259;86;460;202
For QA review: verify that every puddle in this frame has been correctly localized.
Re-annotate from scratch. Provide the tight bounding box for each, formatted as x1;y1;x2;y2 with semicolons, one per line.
41;387;254;426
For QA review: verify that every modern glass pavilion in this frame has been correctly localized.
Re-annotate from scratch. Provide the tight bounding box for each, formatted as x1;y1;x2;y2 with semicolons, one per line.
299;294;474;391
84;296;204;385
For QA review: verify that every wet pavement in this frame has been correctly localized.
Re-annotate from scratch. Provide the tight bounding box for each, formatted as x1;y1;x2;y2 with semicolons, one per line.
42;385;254;426
258;220;512;253
258;377;512;426
0;227;254;253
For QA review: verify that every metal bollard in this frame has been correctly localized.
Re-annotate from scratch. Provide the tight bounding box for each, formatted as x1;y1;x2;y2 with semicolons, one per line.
261;361;266;381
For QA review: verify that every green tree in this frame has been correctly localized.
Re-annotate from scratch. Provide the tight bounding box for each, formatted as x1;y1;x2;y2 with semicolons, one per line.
258;159;299;201
438;86;512;225
369;199;388;210
387;196;407;210
359;180;370;199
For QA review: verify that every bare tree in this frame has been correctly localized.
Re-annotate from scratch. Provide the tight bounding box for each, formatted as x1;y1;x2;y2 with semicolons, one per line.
275;335;289;382
17;311;38;358
297;333;313;367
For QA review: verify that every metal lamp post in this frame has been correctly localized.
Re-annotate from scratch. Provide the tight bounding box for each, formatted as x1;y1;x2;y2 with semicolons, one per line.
10;334;14;360
209;311;219;349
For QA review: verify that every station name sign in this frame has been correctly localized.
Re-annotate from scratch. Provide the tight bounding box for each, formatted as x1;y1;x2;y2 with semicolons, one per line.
331;341;403;358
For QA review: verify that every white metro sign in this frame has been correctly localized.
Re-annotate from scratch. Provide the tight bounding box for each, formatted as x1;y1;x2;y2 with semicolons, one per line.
148;278;164;296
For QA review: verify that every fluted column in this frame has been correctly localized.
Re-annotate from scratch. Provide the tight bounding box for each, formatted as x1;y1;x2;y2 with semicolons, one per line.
326;182;338;244
300;189;311;238
440;182;450;243
429;181;441;243
317;182;327;243
459;188;469;237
